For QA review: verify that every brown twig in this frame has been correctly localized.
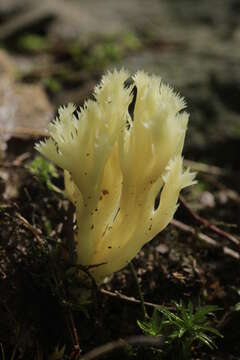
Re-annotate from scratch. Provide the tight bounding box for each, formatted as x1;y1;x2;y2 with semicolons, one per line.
183;159;226;176
0;126;49;138
0;343;5;360
100;288;160;310
129;262;149;319
2;210;45;246
179;196;240;247
2;153;31;168
171;219;240;260
15;212;44;245
13;153;31;166
68;309;81;359
79;335;164;360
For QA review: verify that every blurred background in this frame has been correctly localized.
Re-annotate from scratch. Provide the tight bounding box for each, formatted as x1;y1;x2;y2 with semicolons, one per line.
0;0;240;169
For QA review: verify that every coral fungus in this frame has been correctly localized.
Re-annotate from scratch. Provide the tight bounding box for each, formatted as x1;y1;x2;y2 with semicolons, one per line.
36;69;196;282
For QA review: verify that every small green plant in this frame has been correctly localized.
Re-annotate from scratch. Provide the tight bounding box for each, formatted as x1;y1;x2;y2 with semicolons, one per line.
85;42;123;69
137;301;222;359
70;32;141;71
26;155;61;192
121;32;142;50
18;34;48;52
43;77;62;93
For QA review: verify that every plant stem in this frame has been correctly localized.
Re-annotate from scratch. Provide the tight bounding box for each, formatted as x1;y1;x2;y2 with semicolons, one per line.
129;262;149;319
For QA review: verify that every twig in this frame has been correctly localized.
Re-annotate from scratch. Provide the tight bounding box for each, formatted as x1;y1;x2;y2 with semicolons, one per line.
0;343;5;360
2;153;31;168
129;262;149;319
0;126;49;138
100;288;160;309
13;152;31;166
68;309;81;359
2;210;45;246
0;268;6;280
15;212;44;245
79;335;164;360
179;196;240;247
171;219;240;260
183;159;226;176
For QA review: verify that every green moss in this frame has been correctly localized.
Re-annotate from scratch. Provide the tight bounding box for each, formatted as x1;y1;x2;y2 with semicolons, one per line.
85;42;123;69
121;32;142;50
26;156;61;193
43;77;62;93
17;34;48;52
69;32;142;71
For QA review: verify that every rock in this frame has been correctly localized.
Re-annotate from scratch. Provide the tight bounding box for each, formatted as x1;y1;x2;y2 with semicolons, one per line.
0;50;17;80
0;50;53;154
12;84;53;136
156;243;169;255
200;191;216;208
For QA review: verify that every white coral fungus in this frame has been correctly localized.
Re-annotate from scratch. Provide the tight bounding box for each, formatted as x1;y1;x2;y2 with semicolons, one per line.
36;69;196;282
